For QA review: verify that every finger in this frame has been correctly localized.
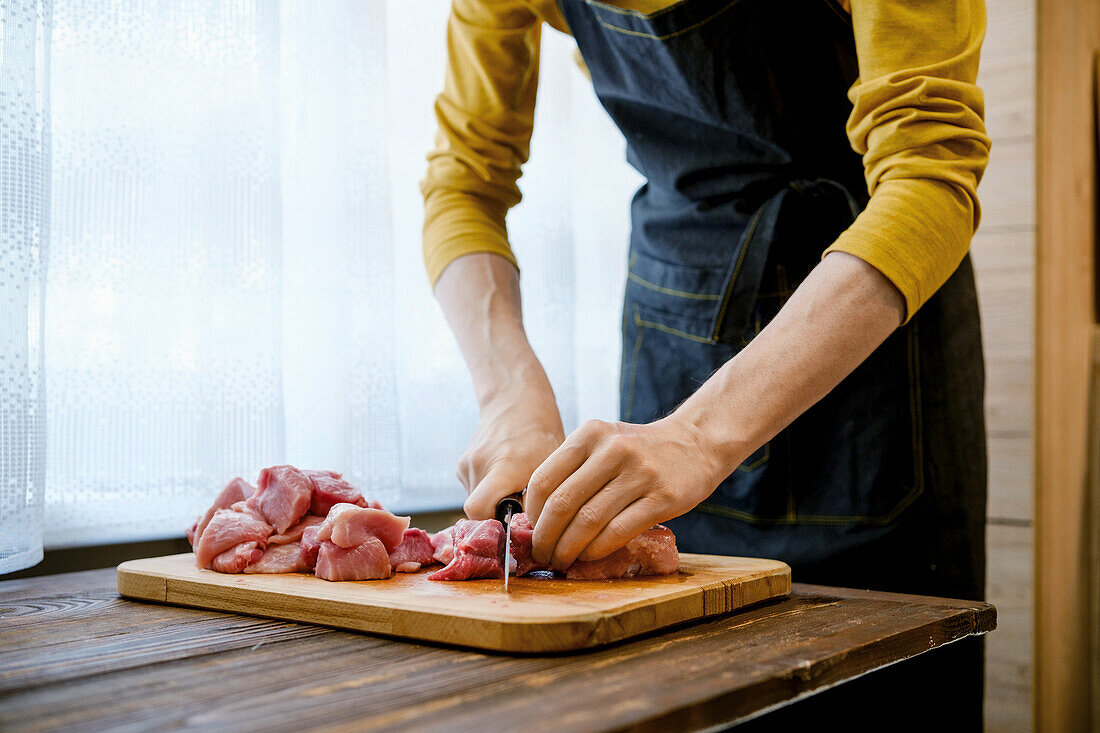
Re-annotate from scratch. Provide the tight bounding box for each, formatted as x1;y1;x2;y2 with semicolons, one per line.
455;455;471;492
576;497;664;562
530;452;622;565
547;476;640;570
464;464;528;520
526;420;607;523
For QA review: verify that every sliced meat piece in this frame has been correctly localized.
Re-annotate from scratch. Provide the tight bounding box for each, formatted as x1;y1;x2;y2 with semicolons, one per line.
229;499;266;522
186;477;254;546
244;542;307;574
246;465;314;534
388;528;436;572
507;513;551;576
301;525;322;569
430;527;455;565
428;519;505;581
315;537;391;581
315;503;410;551
211;541;264;573
304;470;368;516
194;508;273;569
268;514;324;545
564;524;679;579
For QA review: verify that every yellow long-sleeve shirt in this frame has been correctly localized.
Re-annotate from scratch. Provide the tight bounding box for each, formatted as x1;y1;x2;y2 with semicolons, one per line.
421;0;990;320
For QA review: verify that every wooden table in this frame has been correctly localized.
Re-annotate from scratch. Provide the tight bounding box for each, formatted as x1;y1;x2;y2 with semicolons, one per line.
0;568;995;732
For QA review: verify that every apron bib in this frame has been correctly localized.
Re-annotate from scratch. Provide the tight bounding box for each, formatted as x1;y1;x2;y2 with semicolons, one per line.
557;0;986;600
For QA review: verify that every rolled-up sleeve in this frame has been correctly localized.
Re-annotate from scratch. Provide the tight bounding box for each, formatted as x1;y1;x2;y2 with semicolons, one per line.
421;0;542;286
824;0;992;320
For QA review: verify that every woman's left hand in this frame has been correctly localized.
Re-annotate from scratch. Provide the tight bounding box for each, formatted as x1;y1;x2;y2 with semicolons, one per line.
525;416;735;570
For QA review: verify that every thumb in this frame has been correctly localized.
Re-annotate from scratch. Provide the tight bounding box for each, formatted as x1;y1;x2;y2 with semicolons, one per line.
464;464;529;520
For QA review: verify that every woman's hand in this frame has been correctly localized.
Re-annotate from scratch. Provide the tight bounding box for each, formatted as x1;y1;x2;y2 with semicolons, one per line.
459;385;565;520
525;416;735;570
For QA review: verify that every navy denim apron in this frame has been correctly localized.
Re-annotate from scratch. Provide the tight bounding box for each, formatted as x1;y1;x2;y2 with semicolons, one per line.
558;0;987;726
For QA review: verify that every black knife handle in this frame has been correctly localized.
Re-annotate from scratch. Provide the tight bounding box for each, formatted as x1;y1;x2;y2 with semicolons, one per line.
495;491;524;525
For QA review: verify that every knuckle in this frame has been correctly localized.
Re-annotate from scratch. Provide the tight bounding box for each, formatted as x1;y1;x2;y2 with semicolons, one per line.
543;491;571;519
527;468;548;496
579;419;607;439
575;503;602;530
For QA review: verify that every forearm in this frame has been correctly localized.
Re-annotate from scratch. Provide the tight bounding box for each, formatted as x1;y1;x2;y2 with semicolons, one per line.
433;252;555;412
671;251;906;472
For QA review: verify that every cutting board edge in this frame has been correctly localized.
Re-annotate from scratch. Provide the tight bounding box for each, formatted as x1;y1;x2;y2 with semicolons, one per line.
116;553;792;653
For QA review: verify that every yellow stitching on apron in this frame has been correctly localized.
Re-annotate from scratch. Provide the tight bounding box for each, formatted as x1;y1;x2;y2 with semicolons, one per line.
595;0;742;40
580;0;697;20
624;307;647;421
627;272;723;300
636;315;715;344
696;325;926;526
736;442;769;472
711;198;767;341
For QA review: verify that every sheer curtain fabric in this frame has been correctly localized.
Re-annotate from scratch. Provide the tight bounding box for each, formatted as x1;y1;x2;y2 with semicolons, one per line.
0;0;637;570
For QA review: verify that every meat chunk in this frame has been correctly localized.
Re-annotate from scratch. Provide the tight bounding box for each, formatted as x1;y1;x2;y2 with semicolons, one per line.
305;503;412;581
244;542;308;574
430;527;455;565
267;514;324;545
186;477;254;546
564;525;679;579
211;541;264;573
315;536;391;581
507;513;551;576
246;465;314;534
300;525;322;569
388;528;436;573
193;508;273;569
314;503;410;551
428;519;506;581
304;470;371;516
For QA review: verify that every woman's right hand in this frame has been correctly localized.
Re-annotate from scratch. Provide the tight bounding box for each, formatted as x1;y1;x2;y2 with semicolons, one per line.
458;382;565;520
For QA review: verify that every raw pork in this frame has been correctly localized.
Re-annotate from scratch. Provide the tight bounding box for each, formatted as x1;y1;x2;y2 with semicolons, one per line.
244;542;308;574
506;513;550;576
564;525;679;579
388;528;436;573
430;527;455;565
304;470;375;516
315;536;391;581
186;477;254;546
428;519;506;581
211;541;264;573
300;525;322;569
314;503;410;551
194;509;272;569
246;465;314;534
309;503;411;581
268;514;324;545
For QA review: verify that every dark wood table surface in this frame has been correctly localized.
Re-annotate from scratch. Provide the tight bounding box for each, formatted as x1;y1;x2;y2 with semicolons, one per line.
0;567;995;732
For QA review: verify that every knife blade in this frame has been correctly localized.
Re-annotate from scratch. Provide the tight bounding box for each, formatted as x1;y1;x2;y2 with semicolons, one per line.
495;491;524;592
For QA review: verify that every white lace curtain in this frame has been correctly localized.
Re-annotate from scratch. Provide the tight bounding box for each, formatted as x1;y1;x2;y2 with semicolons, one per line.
0;0;638;572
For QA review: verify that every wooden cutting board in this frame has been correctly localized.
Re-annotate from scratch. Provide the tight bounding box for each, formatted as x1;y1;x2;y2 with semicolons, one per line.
117;553;790;653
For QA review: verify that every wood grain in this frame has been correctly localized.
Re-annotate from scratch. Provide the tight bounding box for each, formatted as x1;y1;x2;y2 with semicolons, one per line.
1036;0;1100;729
116;552;791;653
1091;324;1100;731
0;568;996;733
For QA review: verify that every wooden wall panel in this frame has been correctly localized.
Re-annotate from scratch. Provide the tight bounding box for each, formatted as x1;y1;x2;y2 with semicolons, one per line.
1036;0;1100;729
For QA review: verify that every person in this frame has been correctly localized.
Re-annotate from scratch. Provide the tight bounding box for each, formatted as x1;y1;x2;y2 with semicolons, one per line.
422;0;990;727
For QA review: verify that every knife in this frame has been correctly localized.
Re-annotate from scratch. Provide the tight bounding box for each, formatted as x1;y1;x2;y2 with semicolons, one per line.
495;491;524;592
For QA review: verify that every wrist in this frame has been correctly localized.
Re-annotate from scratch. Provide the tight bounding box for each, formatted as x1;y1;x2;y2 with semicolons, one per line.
666;398;755;477
477;356;561;429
